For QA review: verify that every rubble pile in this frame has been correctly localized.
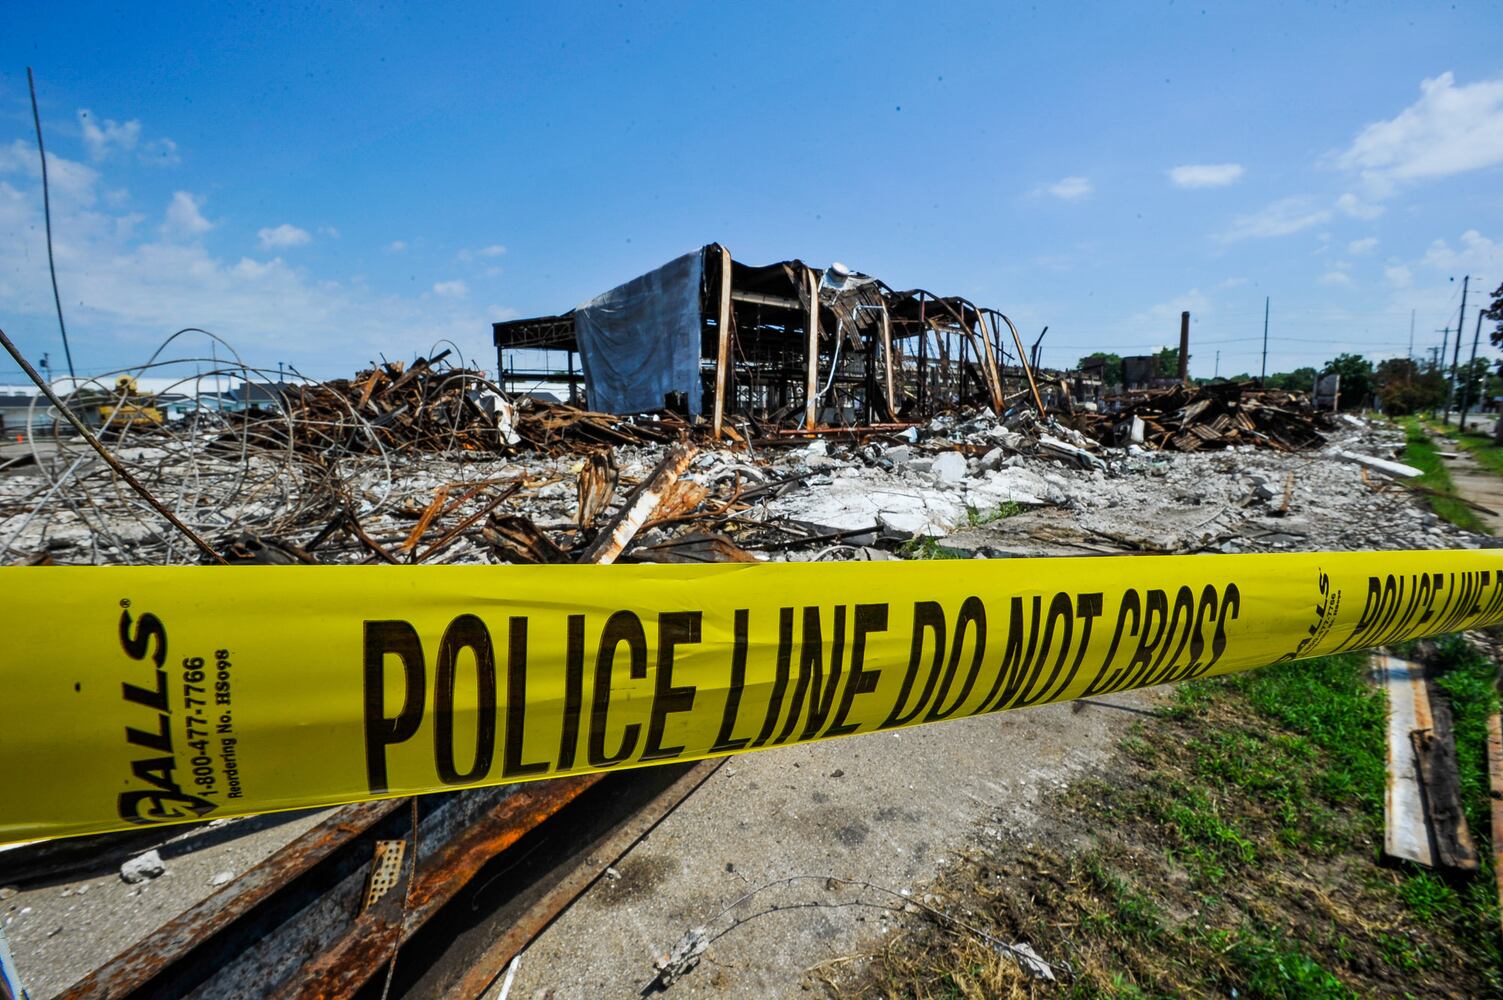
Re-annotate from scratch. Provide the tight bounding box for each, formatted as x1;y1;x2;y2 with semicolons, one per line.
0;356;1486;571
1071;382;1332;453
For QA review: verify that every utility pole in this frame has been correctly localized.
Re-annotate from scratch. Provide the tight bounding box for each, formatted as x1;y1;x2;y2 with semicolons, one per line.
1433;331;1449;420
1214;350;1220;379
1408;309;1415;360
1260;296;1269;384
1446;275;1470;422
1460;307;1486;429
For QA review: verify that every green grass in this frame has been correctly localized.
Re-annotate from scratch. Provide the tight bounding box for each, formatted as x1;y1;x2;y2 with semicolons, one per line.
844;641;1503;999
1429;420;1503;479
966;500;1027;526
898;536;969;559
1399;416;1488;532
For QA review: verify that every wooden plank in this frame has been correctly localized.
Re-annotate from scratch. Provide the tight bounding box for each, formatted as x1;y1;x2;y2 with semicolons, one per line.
1488;710;1503;935
1412;679;1480;872
1378;651;1435;867
711;244;733;440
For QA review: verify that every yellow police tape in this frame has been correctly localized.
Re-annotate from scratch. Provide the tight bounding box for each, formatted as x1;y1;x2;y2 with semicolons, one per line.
2;549;1500;843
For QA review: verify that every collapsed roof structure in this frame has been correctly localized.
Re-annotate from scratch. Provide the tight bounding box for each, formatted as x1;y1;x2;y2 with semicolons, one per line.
493;244;1044;438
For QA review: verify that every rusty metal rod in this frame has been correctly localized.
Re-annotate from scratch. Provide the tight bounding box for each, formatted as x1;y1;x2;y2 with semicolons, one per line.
413;483;520;563
996;312;1047;419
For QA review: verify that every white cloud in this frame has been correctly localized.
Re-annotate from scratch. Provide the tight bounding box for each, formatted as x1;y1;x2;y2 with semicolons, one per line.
387;240;407;253
161;191;211;239
1334;72;1503;187
0;139;100;206
257;223;311;249
143;137;181;166
1348;237;1379;255
77;110;141;161
1318;270;1352;286
1335;192;1384;220
1039;176;1093;201
1132;288;1211;327
1168;163;1244;188
317;226;340;239
0;150;509;371
1220;197;1331;240
1384;264;1413;288
432;279;469;298
460;243;507;261
1420;228;1502;273
76;109;179;166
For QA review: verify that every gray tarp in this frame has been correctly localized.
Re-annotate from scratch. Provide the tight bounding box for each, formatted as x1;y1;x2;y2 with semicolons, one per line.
574;248;704;416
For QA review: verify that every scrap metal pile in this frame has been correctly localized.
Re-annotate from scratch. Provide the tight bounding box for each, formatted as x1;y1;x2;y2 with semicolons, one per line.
226;350;676;458
1072;382;1332;453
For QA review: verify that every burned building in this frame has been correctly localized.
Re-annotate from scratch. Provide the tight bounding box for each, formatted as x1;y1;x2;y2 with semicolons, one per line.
493;244;1044;437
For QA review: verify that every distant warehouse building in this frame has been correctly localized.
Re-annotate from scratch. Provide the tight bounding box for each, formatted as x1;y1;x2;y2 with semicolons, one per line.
0;392;46;437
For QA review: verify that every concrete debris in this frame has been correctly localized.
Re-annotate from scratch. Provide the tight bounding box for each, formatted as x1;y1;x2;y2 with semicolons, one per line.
930;450;968;484
1334;449;1423;479
119;850;166;885
648;926;709;990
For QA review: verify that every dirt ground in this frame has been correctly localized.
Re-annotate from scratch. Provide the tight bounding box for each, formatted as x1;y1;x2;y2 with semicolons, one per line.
505;689;1158;1000
1441;446;1503;534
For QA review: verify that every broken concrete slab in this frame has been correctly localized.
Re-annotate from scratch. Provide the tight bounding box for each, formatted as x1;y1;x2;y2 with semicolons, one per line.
931;451;968;484
119;850;165;885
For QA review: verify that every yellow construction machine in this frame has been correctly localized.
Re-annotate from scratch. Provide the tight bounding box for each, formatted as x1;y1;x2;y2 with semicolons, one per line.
98;376;164;427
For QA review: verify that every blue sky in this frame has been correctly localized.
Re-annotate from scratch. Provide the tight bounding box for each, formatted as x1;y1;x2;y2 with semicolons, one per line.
1;1;1501;384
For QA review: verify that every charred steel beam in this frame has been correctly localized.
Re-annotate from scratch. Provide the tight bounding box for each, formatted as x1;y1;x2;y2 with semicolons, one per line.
728;290;801;310
60;798;410;999
576;442;698;565
999;312;1047;419
804;267;820;429
288;777;603;999
436;759;724;1000
712;245;733;440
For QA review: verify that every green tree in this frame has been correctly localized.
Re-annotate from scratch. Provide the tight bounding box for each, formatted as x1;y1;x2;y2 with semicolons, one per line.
1484;280;1503;440
1374;357;1447;416
1323;353;1374;410
1455;356;1492;414
1152;346;1180;378
1265;367;1317;393
1076;351;1123;386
